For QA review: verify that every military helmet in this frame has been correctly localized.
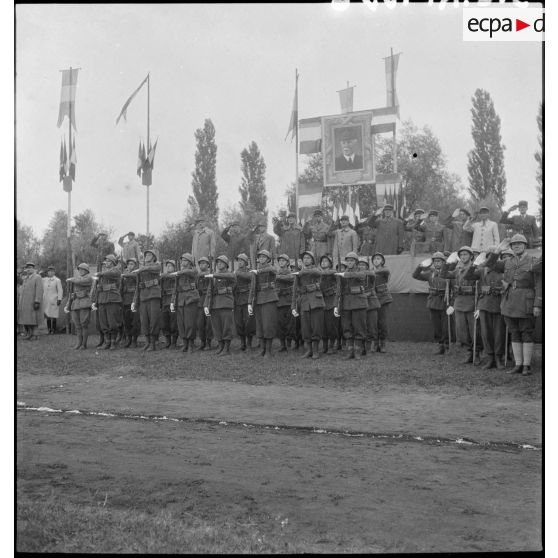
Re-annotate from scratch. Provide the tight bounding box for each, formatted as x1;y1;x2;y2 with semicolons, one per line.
236;253;250;265
458;246;474;257
500;249;514;258
165;259;176;268
345;251;359;262
24;261;35;268
257;249;272;260
126;257;138;265
320;254;333;265
510;233;528;245
104;254;118;265
144;248;159;261
301;250;315;263
77;262;90;273
215;255;230;268
198;256;210;265
277;253;290;263
383;204;394;211
414;208;425;215
431;251;447;262
358;257;369;267
180;253;195;265
372;252;386;265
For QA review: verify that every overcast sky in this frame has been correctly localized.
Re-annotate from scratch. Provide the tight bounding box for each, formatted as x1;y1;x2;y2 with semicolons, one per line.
16;3;542;238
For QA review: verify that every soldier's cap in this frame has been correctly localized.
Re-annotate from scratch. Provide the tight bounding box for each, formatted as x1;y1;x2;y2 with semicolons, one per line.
144;248;158;261
277;253;290;263
457;246;474;256
198;256;210;265
126;257;138;265
339;127;357;141
500;249;514;258
257;249;272;260
165;259;176;268
510;233;528;245
287;212;296;219
518;200;528;207
215;255;230;267
24;262;35;268
320;254;333;264
104;254;118;265
413;208;425;215
47;265;55;271
77;262;90;273
383;204;394;211
428;210;439;217
180;253;195;264
345;251;359;262
301;250;315;262
235;253;250;265
479;206;490;213
460;208;471;217
372;252;386;264
431;251;447;262
358;257;369;267
313;209;323;217
340;214;350;221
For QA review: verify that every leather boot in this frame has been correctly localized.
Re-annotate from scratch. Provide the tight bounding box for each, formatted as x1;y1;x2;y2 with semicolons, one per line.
182;339;189;353
435;344;446;355
73;332;83;350
206;339;212;350
286;338;292;349
294;338;300;350
96;333;105;348
80;331;88;350
146;337;156;352
171;335;178;349
109;333;118;350
114;330;123;345
521;365;532;376
344;341;355;360
216;340;224;355
354;340;362;360
301;341;313;359
507;364;523;374
199;339;206;351
239;336;247;351
322;339;329;354
259;339;266;357
188;341;195;353
263;338;273;359
374;339;380;353
164;335;172;349
462;351;473;364
279;338;287;352
123;335;132;348
495;356;505;370
473;352;481;366
311;340;319;360
143;335;151;351
52;319;57;333
482;357;496;370
103;333;112;350
220;340;231;356
329;338;338;354
247;336;253;350
379;340;386;353
360;340;367;356
365;339;373;354
132;336;138;348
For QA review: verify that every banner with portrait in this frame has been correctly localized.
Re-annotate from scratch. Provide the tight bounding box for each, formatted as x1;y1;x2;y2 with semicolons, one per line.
322;111;374;188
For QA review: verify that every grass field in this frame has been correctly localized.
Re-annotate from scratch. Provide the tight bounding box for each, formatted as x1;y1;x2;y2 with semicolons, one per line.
17;334;542;553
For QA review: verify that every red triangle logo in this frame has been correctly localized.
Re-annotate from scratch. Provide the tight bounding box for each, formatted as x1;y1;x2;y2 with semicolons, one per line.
516;19;530;32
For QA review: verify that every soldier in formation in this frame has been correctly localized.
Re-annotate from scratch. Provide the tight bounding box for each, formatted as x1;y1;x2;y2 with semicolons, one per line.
160;259;178;349
233;253;255;351
120;258;141;348
172;253;199;353
65;262;93;349
275;253;296;352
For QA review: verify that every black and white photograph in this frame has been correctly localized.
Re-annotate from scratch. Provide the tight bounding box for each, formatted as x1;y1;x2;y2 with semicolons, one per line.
14;1;547;554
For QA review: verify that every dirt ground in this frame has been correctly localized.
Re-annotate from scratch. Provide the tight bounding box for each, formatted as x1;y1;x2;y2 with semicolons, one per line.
16;335;542;553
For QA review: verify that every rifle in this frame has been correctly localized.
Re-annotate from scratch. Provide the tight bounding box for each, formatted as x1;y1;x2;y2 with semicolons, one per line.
64;275;75;334
504;325;509;367
444;279;451;354
472;280;479;365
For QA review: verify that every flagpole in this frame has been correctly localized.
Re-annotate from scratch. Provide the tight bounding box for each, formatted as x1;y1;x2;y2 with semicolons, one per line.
295;69;299;223
390;48;400;211
67;67;73;285
146;73;150;243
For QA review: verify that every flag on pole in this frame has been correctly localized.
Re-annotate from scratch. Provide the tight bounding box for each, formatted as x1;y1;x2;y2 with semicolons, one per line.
63;138;69;176
59;140;65;182
338;86;354;114
69;137;76;181
285;72;298;141
385;52;400;115
371;106;398;135
147;138;158;169
137;141;145;177
57;68;79;130
116;74;149;125
297;181;322;223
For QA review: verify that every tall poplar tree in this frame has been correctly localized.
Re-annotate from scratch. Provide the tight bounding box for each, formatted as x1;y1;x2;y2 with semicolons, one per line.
239;141;267;215
467;89;507;208
535;102;543;220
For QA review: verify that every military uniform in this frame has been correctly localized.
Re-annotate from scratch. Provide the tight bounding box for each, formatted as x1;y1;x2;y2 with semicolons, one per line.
367;215;404;255
303;219;330;261
205;257;236;354
274;220;305;262
499;212;540;248
373;262;393;352
174;255;199;352
248;256;278;357
134;251;162;351
292;257;325;358
120;263;141;347
404;216;426;256
444;218;473;253
221;226;250;264
363;268;381;352
412;254;451;353
196;261;214;349
95;259;122;349
160;263;178;349
415;221;445;254
319;266;339;352
69;264;93;349
250;229;276;269
276;259;296;349
233;254;256;350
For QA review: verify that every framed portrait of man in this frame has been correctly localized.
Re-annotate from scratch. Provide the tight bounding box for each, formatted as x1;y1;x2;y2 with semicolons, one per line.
322;110;374;188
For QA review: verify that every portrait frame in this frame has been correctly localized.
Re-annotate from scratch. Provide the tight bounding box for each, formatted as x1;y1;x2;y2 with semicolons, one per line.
322;111;374;188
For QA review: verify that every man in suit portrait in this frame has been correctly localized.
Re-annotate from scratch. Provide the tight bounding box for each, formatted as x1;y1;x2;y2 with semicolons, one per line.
334;127;363;172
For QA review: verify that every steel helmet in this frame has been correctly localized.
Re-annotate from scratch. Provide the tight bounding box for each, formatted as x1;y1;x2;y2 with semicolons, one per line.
215;255;230;268
431;251;447;262
358;257;369;267
257;249;272;260
144;248;159;262
180;253;195;265
372;252;386;265
345;252;359;262
104;254;118;265
277;253;290;263
198;256;210;265
458;246;474;257
77;262;90;273
236;253;250;265
300;250;315;263
510;234;528;245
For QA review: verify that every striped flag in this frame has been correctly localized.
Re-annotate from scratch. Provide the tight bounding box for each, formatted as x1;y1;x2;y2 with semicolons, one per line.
116;74;149;125
299;118;322;154
338;86;354;114
371;106;398;135
137;141;145;177
57;68;79;130
297;181;322;223
59;140;65;182
385;52;400;116
285;71;298;142
147;138;158;168
63;138;69;176
69;137;76;181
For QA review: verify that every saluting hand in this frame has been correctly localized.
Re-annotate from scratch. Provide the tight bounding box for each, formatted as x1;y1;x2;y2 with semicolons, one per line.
91;303;97;311
291;309;299;318
170;303;175;313
204;307;210;317
333;307;340;318
446;306;454;316
130;303;136;313
248;304;254;316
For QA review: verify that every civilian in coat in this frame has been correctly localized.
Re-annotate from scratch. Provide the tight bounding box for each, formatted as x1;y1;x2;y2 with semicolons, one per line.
273;213;305;263
367;204;405;255
499;200;540;248
463;207;500;253
42;265;63;334
18;262;44;340
118;232;142;264
192;219;216;266
331;215;359;267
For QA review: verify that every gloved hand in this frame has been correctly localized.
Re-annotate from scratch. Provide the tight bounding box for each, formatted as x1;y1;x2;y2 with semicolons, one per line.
63;305;70;314
333;307;340;318
292;309;299;318
57;300;61;306
508;204;519;212
248;304;253;316
91;303;97;311
205;274;214;279
335;272;345;278
474;309;480;320
66;277;73;283
446;252;459;265
420;258;432;268
452;208;461;219
33;302;40;310
249;269;258;274
204;307;210;317
170;303;175;313
533;307;542;318
446;306;454;316
130;303;136;313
